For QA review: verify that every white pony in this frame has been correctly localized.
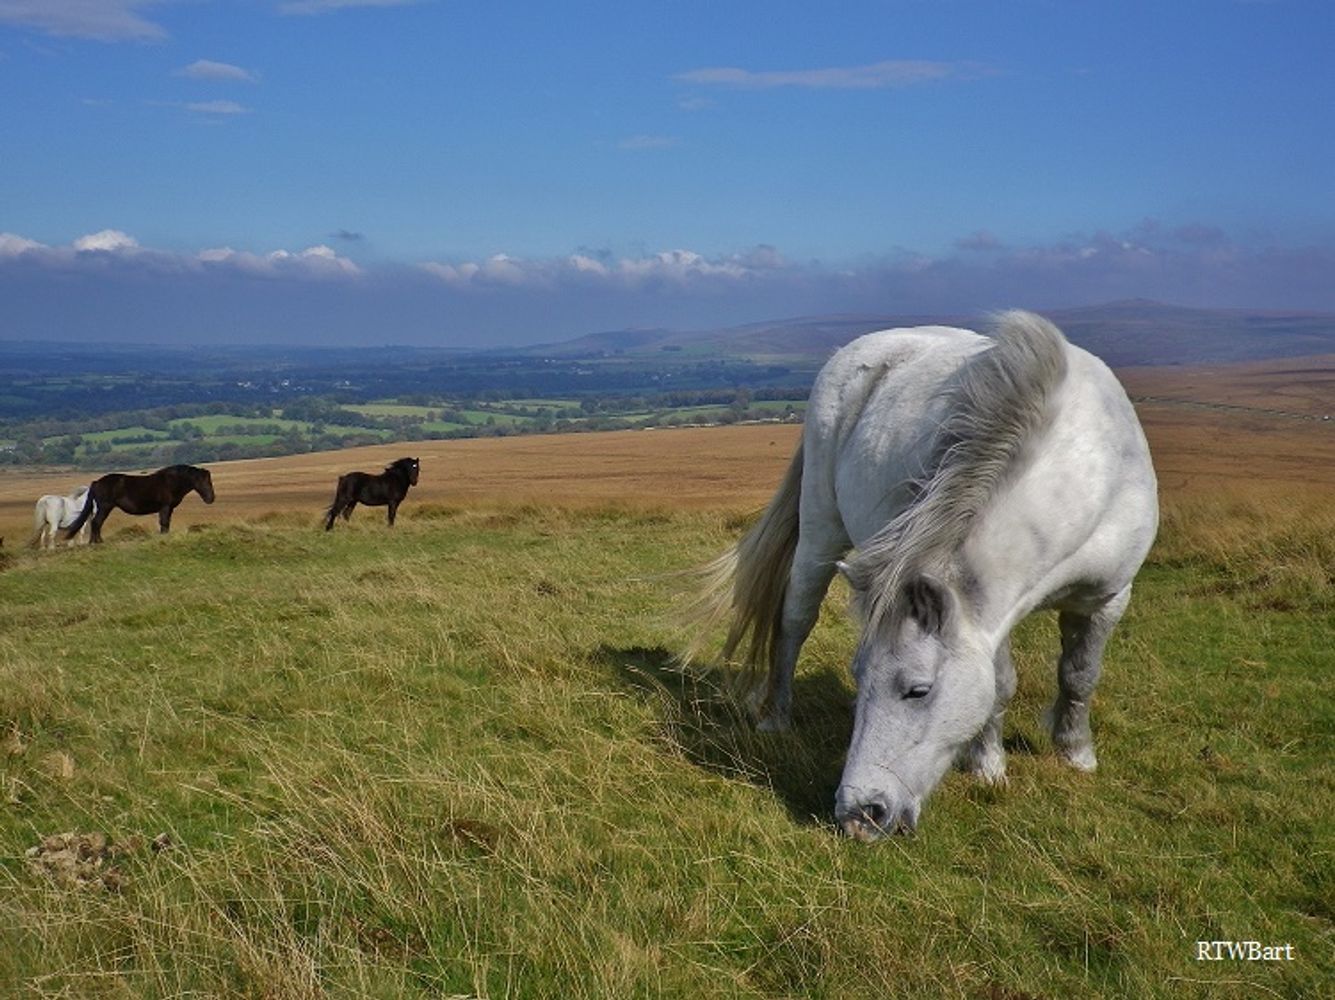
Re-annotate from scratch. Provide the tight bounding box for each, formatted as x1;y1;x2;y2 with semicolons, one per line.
694;311;1158;839
30;486;92;549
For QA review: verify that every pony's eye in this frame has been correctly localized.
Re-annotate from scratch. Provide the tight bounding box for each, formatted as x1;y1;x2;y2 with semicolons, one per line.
904;683;933;700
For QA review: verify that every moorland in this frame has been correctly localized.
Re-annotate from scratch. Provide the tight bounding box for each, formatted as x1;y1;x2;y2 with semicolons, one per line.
0;312;1332;998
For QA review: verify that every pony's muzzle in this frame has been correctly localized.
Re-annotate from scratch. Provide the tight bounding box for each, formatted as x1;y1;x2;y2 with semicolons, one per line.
836;794;919;841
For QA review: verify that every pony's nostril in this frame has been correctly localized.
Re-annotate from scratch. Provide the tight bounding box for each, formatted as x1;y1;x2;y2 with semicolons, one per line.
837;798;895;841
858;800;888;828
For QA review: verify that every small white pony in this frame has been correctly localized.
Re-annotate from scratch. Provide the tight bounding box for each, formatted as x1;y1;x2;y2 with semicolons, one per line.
693;311;1158;839
30;486;92;549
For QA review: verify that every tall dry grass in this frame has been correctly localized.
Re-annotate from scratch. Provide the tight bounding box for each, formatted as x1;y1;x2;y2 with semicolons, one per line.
0;494;1329;998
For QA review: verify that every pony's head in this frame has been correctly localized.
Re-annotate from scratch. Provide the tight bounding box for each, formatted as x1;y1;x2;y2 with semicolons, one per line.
391;457;420;486
835;568;995;840
194;468;216;504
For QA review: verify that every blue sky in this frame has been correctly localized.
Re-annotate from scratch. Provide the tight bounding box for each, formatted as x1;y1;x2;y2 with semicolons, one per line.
1;0;1332;347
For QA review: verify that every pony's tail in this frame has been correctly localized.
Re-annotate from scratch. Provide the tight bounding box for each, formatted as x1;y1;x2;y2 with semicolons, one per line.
63;491;96;541
681;442;804;676
324;476;346;528
28;503;46;549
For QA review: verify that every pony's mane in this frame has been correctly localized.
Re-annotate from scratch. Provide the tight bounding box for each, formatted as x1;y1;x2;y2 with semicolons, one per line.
386;457;416;472
846;310;1069;632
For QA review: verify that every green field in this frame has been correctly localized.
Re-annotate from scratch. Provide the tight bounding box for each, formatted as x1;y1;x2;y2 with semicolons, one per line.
344;404;437;419
1;499;1329;998
75;426;174;444
168;415;315;434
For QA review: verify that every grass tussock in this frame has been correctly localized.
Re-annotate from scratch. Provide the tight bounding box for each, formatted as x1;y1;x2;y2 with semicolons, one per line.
1;502;1330;998
1152;492;1333;612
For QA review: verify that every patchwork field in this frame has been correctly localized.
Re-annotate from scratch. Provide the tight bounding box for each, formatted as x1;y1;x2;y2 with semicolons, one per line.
0;361;1331;998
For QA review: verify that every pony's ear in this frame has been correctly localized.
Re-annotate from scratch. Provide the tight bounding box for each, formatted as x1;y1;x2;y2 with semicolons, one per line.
902;576;953;635
835;560;865;591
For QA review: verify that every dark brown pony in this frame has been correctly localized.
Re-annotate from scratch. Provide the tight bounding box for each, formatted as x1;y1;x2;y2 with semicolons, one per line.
325;457;420;530
65;464;216;543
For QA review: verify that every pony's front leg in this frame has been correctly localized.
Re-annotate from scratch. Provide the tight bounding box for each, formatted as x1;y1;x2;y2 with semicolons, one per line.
755;540;841;732
1048;585;1132;771
960;639;1016;784
158;507;174;533
387;500;399;526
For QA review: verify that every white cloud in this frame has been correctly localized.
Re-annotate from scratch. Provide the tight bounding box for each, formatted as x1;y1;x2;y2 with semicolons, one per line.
199;244;361;278
278;0;421;14
419;247;786;291
675;59;989;90
176;59;258;83
0;0;169;42
73;228;139;252
0;229;361;279
419;254;533;289
0;231;48;257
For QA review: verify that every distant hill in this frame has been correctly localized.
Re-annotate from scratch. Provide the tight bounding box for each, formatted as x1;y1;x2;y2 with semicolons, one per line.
523;301;1335;367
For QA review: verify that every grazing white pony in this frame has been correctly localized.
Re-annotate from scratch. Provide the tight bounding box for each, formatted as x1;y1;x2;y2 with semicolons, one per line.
30;486;92;549
693;311;1158;839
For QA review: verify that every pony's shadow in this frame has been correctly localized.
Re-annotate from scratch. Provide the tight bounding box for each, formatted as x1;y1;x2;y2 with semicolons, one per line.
599;645;853;826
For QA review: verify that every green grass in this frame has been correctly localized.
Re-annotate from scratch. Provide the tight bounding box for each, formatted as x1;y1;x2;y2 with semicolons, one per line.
0;499;1329;998
345;404;436;419
453;410;529;426
71;426;174;444
168;415;315;434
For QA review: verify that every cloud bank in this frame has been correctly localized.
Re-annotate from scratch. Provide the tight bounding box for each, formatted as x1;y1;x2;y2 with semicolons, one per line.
0;229;360;278
2;224;1332;347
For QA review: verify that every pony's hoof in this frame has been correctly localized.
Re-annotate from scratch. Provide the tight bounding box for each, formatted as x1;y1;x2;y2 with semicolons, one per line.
1059;745;1098;772
960;747;1008;785
971;758;1009;787
755;713;792;733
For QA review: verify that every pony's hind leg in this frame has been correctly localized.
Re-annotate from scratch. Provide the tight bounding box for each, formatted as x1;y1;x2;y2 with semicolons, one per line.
960;638;1016;784
158;507;173;534
89;507;111;544
386;500;399;526
1047;585;1132;771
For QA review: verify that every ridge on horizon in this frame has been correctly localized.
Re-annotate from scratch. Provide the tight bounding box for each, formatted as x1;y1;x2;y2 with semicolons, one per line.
522;300;1335;368
2;300;1333;368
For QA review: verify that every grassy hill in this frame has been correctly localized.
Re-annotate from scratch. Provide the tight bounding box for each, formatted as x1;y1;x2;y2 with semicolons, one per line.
1;478;1330;996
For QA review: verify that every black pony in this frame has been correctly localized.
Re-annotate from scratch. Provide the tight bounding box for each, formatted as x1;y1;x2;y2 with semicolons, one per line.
324;457;420;531
65;464;216;543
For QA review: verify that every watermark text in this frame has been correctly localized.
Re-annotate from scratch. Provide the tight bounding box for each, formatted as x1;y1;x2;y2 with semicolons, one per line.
1196;940;1295;962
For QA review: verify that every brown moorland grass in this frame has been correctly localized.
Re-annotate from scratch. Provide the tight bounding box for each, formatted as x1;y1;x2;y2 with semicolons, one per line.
1119;353;1335;417
0;425;804;543
2;390;1333;547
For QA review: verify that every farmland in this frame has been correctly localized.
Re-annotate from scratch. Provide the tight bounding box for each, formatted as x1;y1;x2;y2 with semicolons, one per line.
0;365;1332;997
1;388;805;472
